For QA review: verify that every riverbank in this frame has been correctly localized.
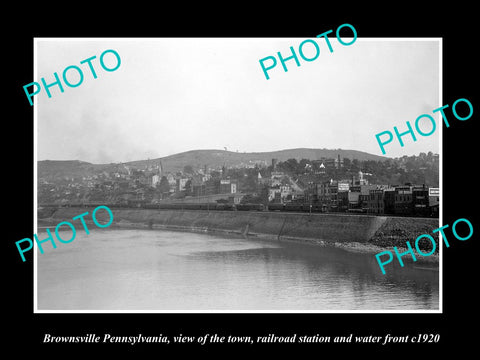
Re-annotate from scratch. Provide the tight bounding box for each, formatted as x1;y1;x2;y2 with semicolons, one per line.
37;207;440;263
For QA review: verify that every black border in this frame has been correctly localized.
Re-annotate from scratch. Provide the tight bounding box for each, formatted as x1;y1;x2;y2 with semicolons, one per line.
6;5;478;355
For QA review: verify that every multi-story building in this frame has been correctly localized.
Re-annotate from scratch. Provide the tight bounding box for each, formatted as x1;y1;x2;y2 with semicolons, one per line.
350;184;376;210
394;185;413;215
318;180;339;211
367;189;385;214
303;181;319;203
384;189;396;214
337;190;349;211
412;185;429;216
347;191;361;210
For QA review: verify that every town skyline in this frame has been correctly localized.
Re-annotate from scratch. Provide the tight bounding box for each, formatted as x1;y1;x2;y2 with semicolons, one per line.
37;146;439;166
38;150;439;218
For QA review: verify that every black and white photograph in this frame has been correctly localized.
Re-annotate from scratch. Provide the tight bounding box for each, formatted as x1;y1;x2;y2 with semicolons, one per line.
6;6;478;355
34;37;441;312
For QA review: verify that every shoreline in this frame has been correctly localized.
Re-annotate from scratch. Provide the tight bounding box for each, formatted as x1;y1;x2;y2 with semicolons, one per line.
37;216;440;265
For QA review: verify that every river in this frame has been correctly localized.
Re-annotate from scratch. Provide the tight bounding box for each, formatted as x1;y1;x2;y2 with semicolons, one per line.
36;228;439;311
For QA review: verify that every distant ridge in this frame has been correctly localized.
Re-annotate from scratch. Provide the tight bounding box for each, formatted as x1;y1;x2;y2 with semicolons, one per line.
38;148;388;176
123;148;388;172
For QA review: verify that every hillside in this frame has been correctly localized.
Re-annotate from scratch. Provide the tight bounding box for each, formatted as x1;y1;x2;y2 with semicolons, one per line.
37;148;388;182
38;160;99;181
37;149;438;205
125;148;388;173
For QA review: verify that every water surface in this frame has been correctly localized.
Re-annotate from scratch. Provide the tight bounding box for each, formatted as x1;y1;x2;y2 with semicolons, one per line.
37;229;439;311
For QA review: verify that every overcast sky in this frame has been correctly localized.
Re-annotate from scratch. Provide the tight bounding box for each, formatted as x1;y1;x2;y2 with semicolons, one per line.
35;37;440;164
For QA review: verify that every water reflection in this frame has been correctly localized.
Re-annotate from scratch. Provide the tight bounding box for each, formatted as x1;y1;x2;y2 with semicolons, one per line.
37;229;439;311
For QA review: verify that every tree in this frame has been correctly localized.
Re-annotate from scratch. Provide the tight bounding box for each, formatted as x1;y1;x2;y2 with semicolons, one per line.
157;176;170;198
184;179;192;196
183;165;194;174
351;159;360;172
241;173;258;193
278;158;300;174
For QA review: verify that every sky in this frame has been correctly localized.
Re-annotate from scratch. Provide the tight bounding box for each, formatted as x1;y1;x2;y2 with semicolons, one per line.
35;37;441;164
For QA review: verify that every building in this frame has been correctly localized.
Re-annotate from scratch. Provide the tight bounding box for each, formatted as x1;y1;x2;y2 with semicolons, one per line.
352;171;369;186
191;178;206;197
412;185;429;216
323;158;336;169
318;180;339;211
384;189;396;214
270;171;285;187
220;179;238;194
338;180;350;192
310;160;326;174
317;162;326;174
394;185;413;215
349;184;376;210
205;178;220;195
177;178;189;192
429;187;440;217
151;174;160;188
304;181;319;203
269;185;282;202
166;173;177;193
337;190;349;211
280;184;293;202
367;189;385;214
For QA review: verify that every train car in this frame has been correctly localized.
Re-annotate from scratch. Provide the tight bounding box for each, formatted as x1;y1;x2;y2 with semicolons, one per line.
284;203;304;212
311;204;324;212
157;203;177;210
215;203;235;211
267;203;285;211
236;203;265;211
181;203;203;210
198;203;217;210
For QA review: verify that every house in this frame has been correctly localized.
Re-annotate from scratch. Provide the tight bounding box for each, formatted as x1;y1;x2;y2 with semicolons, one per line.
151;174;160;188
280;184;293;201
269;185;282;202
177;178;189;192
270;171;285;187
166;173;177;193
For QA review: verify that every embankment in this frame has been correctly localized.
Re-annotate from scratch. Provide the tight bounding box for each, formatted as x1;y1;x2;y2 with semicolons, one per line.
38;207;440;256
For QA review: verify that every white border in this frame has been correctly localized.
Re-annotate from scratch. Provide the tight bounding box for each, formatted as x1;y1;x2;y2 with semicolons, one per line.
33;37;443;314
33;37;38;312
